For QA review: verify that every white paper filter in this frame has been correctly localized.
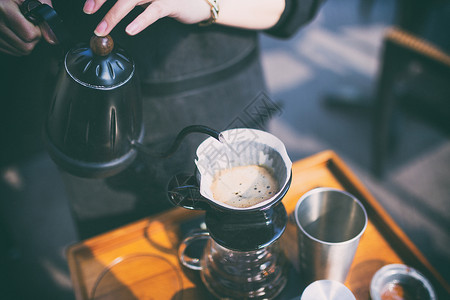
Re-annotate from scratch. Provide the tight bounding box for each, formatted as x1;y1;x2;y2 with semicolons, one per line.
195;128;292;210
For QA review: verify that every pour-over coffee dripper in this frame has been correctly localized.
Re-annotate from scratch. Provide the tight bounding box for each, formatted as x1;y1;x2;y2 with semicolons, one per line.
170;128;293;299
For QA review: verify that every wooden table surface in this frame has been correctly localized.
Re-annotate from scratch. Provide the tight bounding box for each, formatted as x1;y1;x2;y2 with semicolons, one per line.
67;150;449;299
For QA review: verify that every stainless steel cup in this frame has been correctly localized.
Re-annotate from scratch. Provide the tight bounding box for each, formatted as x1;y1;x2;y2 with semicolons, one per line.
294;187;368;284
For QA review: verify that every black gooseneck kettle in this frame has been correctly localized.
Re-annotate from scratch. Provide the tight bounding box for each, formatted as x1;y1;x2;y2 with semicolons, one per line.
21;0;222;178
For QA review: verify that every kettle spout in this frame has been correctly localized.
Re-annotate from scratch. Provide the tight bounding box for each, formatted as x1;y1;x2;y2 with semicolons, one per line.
131;125;223;158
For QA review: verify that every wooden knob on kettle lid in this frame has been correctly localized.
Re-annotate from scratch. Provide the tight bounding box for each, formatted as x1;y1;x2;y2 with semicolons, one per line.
90;35;114;56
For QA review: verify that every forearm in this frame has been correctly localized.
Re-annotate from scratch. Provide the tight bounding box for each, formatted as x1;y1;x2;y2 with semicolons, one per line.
86;0;288;36
215;0;286;30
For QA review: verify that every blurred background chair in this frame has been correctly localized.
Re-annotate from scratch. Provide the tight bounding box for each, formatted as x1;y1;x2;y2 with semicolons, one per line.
372;0;450;176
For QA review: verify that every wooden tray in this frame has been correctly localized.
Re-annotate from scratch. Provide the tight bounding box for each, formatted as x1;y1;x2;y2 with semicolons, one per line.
67;150;449;299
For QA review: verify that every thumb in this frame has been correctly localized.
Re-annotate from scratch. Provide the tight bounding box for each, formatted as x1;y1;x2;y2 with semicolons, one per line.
40;22;58;44
40;0;53;7
36;0;59;45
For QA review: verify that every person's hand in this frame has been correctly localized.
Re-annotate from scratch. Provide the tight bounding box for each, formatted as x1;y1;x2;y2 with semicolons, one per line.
0;0;55;56
83;0;211;36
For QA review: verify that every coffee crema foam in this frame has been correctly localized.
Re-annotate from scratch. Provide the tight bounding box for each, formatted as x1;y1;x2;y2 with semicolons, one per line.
210;165;279;208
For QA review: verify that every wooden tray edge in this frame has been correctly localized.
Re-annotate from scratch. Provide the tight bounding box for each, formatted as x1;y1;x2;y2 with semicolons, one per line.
323;150;450;296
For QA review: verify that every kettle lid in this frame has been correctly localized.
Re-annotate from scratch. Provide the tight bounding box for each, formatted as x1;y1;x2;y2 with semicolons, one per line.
65;35;135;90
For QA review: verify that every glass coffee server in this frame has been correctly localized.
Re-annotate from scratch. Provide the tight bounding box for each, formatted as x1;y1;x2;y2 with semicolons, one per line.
170;128;292;299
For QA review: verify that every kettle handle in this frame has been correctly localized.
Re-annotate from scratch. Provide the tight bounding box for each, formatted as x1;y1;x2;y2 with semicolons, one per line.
167;173;210;210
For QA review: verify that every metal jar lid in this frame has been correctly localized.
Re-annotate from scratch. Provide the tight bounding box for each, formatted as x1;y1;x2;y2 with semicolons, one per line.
65;35;135;90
